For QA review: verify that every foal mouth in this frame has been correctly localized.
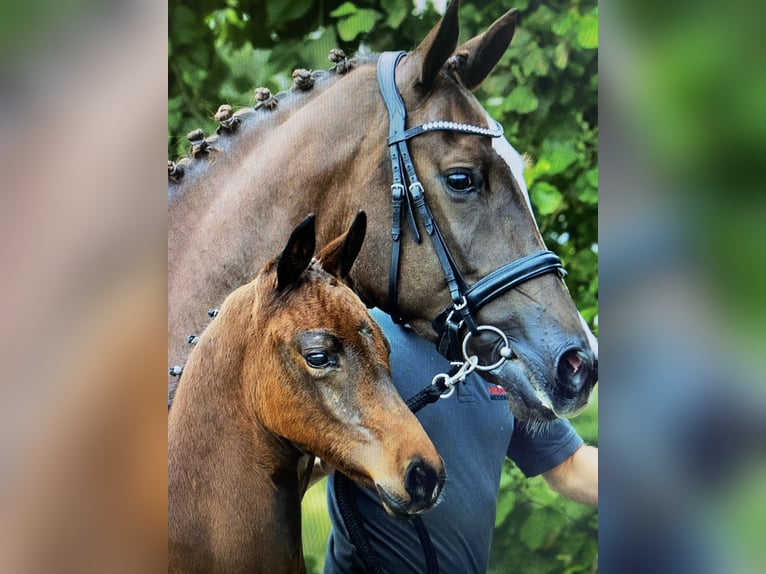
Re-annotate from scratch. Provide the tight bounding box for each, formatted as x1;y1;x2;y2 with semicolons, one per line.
375;485;442;518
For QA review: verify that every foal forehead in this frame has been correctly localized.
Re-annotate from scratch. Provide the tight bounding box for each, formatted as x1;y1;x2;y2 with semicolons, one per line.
282;271;374;333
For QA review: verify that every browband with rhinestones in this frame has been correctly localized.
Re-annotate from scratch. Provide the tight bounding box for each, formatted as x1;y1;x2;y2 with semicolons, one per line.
387;119;504;145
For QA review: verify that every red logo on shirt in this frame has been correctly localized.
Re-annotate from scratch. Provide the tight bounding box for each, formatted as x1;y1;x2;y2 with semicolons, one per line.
487;384;508;400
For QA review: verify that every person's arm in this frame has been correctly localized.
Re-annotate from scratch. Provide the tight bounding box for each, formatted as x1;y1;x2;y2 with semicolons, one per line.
542;444;598;506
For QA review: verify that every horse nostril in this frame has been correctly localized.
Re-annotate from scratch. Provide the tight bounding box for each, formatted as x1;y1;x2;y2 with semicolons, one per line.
564;350;583;374
404;459;439;505
556;347;594;398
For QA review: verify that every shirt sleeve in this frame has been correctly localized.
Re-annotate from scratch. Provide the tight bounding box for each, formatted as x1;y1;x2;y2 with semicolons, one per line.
506;418;584;477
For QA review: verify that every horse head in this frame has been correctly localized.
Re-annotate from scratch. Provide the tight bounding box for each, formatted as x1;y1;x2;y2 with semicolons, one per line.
351;1;597;421
247;212;445;517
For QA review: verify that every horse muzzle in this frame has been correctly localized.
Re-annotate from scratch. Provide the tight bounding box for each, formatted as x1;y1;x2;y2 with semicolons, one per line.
375;457;446;518
488;337;598;421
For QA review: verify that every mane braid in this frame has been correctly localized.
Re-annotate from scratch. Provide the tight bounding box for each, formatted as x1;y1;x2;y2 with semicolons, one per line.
168;53;380;190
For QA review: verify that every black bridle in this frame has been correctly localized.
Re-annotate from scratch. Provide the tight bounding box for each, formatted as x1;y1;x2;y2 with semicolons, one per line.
378;51;566;363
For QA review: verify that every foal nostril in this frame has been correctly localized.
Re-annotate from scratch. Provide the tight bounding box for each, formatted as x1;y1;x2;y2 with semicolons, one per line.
404;458;439;505
556;347;594;398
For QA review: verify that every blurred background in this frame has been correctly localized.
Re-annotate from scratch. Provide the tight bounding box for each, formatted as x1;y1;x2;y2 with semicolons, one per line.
0;0;762;572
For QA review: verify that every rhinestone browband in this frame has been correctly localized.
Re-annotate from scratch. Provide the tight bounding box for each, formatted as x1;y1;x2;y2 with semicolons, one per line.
387;119;504;145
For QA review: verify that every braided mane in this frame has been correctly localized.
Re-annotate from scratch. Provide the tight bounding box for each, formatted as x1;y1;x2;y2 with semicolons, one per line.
168;52;379;195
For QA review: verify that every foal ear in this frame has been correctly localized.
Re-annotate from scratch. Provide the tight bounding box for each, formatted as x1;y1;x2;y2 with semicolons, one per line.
317;211;367;279
412;0;460;93
276;214;316;290
452;9;518;90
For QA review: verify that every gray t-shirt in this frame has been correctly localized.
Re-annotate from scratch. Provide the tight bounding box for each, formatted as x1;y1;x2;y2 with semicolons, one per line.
324;309;584;573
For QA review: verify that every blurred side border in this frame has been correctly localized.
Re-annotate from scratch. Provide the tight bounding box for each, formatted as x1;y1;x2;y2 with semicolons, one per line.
0;0;763;572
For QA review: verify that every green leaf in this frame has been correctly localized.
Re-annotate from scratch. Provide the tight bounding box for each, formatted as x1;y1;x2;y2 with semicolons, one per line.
552;11;575;36
521;44;550;77
554;42;570;69
381;0;409;29
538;138;580;175
574;168;599;204
531;182;563;215
586;167;599;188
495;488;516;528
505;85;539;114
519;510;554;551
330;2;357;18
336;9;381;42
576;14;598;49
267;0;313;25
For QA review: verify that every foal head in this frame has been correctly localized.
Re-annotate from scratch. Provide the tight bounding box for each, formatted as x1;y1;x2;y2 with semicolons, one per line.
244;212;444;517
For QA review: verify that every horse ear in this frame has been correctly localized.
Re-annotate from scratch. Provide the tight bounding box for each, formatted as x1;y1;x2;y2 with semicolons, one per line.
276;214;316;290
317;211;367;279
452;9;518;90
412;0;461;93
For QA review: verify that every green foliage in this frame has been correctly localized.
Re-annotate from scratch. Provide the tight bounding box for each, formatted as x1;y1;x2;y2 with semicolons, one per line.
331;3;382;41
488;464;598;574
169;1;598;572
302;477;332;573
489;396;599;574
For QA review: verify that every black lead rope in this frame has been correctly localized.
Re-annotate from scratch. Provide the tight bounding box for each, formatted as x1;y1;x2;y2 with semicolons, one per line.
334;367;458;574
334;474;384;574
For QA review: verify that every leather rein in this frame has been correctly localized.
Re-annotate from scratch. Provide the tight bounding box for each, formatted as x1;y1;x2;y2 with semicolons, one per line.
378;51;567;363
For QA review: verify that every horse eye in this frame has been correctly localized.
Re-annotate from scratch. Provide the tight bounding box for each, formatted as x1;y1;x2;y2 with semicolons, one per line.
304;351;334;369
445;170;475;193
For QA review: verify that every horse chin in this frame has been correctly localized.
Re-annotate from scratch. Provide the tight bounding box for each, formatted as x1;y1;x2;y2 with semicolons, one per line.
488;359;562;422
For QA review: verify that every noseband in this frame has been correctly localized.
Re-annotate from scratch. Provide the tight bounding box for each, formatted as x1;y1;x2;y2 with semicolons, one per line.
378;51;566;363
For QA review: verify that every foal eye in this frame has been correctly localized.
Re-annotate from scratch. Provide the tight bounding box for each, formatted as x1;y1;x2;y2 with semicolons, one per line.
304;351;334;369
445;169;478;193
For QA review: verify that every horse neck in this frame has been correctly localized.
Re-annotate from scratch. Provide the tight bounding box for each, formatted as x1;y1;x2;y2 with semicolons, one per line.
168;284;309;571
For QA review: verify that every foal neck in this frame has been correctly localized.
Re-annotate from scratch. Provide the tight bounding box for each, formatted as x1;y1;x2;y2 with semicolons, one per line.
168;284;312;573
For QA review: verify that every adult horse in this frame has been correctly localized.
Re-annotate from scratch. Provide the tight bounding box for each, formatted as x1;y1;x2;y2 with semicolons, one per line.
168;0;597;421
168;213;445;573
